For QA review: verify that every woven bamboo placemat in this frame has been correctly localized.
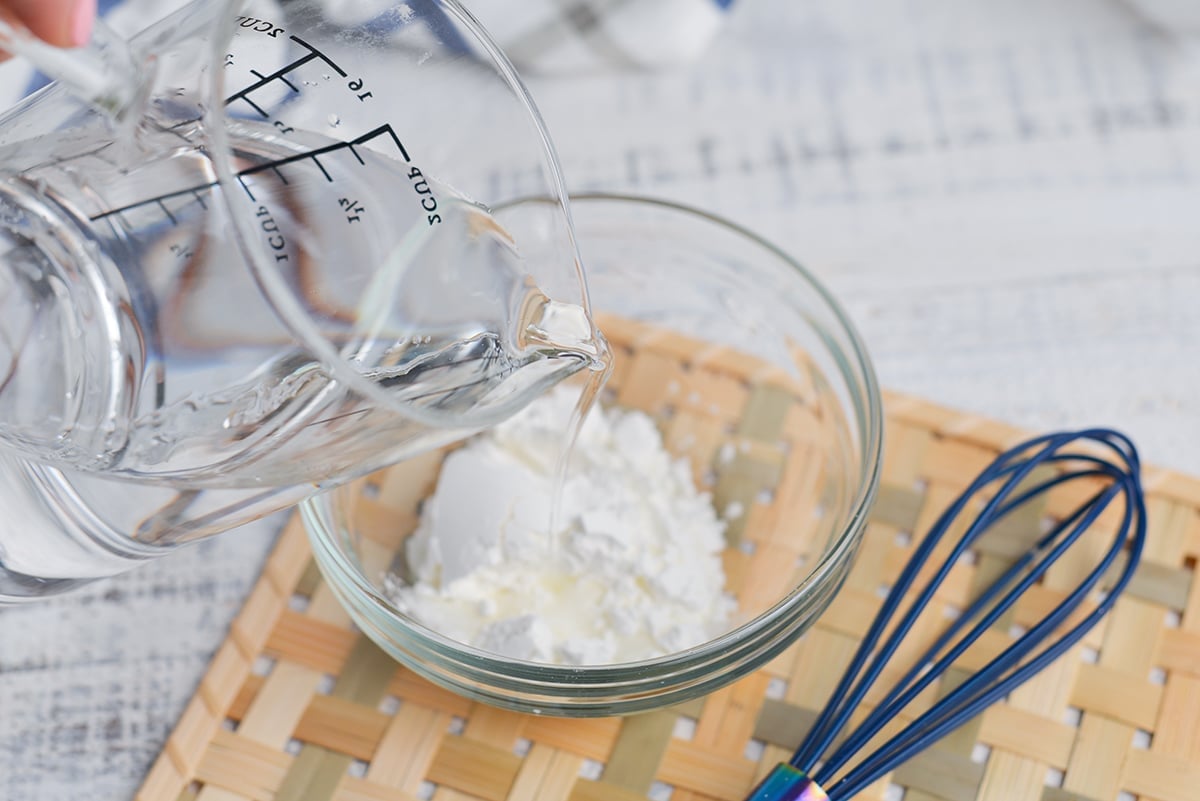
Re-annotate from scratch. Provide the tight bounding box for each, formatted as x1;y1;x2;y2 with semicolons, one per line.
136;323;1200;801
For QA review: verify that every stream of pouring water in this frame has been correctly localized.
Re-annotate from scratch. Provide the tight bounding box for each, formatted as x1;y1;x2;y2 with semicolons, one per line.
549;353;614;541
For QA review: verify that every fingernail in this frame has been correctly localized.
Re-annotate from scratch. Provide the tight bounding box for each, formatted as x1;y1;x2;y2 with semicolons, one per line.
70;0;96;47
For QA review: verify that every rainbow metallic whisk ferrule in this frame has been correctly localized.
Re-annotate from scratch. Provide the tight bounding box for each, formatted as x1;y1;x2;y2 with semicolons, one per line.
746;764;828;801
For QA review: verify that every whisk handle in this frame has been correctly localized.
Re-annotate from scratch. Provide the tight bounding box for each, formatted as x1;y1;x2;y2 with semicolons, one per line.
745;764;828;801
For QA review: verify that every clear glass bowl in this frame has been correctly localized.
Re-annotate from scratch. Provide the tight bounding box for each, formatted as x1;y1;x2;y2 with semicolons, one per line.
302;194;882;716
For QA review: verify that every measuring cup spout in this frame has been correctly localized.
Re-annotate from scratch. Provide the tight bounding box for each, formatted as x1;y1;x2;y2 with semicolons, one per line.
0;15;141;120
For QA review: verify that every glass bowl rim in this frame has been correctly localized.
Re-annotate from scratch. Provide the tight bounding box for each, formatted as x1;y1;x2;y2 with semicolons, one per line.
301;192;884;682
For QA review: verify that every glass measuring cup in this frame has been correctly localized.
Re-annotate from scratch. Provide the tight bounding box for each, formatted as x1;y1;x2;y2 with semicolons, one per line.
0;0;603;599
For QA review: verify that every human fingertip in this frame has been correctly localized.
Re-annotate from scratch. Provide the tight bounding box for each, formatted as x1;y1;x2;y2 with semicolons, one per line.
69;0;97;47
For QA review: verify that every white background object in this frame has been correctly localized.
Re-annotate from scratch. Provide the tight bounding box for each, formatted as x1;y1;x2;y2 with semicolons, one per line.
1122;0;1200;32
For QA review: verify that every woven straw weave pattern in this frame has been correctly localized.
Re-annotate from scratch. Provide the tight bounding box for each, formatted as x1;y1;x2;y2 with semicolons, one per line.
136;319;1200;801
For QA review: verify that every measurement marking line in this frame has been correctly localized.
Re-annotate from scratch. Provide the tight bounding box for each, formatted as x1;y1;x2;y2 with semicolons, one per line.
192;190;208;209
240;143;348;177
311;155;332;182
239;96;269;118
90;182;218;221
271;166;289;184
356;124;411;161
289;35;347;77
226;51;319;105
237;175;256;202
250;67;299;94
91;125;410;221
156;200;177;225
237;125;402;178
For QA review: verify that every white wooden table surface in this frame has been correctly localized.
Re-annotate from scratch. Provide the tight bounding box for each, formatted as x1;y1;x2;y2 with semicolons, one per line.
1;0;1197;798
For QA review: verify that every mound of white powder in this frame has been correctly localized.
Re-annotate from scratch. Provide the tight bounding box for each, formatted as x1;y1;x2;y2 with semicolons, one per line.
386;387;734;665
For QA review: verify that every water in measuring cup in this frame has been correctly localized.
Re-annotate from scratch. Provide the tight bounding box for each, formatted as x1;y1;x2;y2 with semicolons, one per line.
0;117;607;545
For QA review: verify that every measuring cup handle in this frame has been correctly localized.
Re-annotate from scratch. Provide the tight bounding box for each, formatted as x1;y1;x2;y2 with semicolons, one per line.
0;14;139;118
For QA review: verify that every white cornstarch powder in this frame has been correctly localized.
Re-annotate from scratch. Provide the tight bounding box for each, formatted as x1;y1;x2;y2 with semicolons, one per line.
386;387;734;665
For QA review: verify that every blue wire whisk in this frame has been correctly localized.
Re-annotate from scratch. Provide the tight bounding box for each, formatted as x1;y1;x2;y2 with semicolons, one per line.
746;428;1147;801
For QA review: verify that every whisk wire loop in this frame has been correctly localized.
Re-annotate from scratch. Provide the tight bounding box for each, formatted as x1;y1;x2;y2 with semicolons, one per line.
789;431;1084;771
818;478;1120;780
828;483;1138;795
790;432;1065;773
756;428;1145;801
